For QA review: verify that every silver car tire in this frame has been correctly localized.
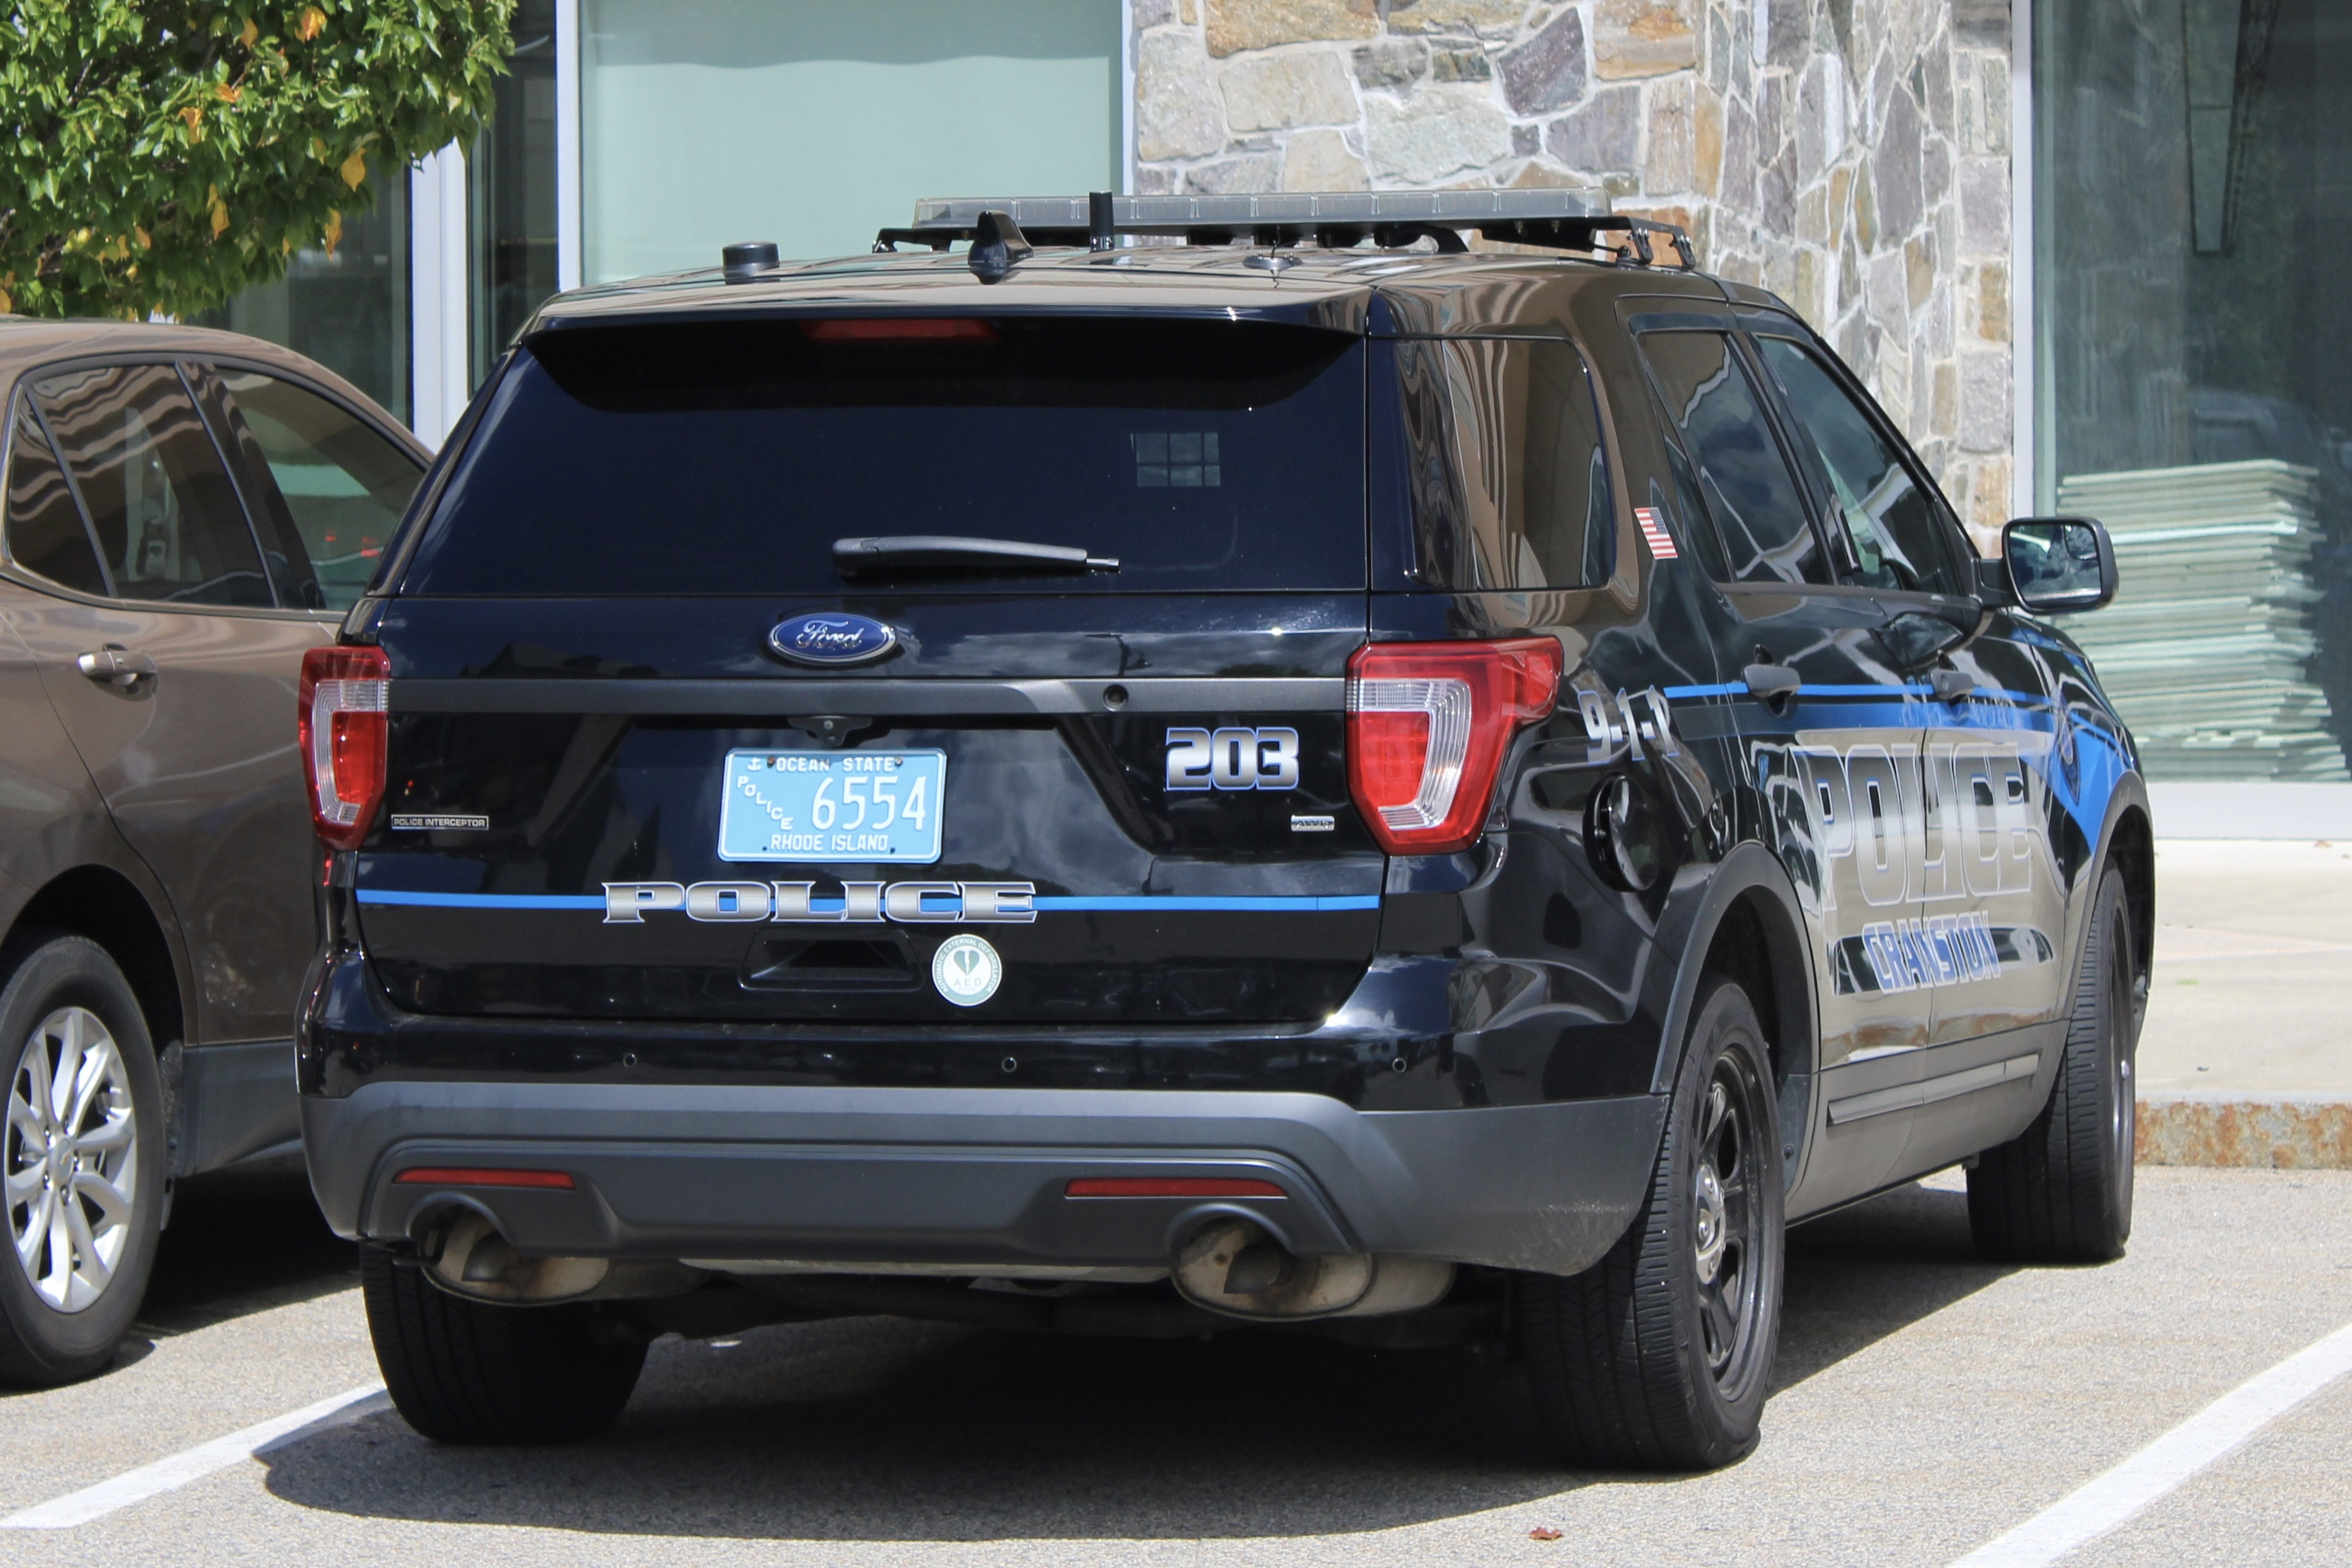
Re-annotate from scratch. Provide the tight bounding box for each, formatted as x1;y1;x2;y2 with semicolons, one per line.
0;933;166;1386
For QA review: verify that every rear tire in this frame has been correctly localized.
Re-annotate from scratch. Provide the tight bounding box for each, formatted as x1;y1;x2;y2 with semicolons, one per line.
362;1243;645;1444
1514;974;1785;1470
0;933;166;1388
1968;867;2137;1263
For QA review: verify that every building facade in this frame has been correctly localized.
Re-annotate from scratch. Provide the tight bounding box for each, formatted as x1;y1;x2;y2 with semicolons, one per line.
208;0;2352;817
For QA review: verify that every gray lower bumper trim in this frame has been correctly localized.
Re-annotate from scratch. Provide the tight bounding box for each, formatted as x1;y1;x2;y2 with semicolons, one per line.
303;1083;1664;1279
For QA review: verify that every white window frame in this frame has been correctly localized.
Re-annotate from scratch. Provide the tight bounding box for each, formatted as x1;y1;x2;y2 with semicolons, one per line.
407;143;470;448
2012;0;2038;518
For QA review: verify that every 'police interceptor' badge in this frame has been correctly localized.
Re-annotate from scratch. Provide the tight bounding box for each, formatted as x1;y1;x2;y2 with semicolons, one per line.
931;934;1003;1007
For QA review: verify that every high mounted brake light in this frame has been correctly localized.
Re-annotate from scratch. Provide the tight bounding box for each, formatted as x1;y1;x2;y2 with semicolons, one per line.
1347;639;1561;855
804;318;997;342
299;646;390;851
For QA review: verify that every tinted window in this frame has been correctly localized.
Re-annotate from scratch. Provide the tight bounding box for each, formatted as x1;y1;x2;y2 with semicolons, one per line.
212;369;421;612
1396;337;1614;589
1757;336;1963;596
32;365;270;608
1637;331;1826;586
402;318;1367;596
5;411;107;596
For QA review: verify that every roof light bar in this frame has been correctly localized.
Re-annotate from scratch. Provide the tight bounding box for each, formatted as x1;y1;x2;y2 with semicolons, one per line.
873;188;1692;266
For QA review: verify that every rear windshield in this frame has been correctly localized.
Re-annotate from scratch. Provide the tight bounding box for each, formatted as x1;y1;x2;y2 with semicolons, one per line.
399;317;1367;596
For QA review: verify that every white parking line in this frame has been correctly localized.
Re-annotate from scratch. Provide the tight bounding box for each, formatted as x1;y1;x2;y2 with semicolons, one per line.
1950;1320;2352;1567
1;1383;387;1530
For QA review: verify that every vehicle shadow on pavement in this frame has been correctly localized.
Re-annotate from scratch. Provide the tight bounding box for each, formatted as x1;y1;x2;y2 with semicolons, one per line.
251;1178;2017;1539
1775;1178;2015;1390
134;1158;360;1336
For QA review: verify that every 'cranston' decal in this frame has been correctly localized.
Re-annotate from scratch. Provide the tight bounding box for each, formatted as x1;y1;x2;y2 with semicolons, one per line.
1832;918;2057;995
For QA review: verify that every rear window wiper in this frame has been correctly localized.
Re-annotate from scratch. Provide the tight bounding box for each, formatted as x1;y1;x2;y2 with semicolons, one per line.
832;534;1120;576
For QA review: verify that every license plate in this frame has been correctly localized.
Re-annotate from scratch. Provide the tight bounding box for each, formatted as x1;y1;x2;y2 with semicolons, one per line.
717;749;946;863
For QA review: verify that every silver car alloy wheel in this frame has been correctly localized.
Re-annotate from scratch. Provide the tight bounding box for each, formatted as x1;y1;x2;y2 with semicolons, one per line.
5;1007;140;1312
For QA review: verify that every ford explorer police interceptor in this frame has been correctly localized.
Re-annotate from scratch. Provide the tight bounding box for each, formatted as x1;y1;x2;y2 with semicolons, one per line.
297;191;2148;1468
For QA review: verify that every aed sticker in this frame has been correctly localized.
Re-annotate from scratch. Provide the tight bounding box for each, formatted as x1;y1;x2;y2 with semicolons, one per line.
931;933;1003;1007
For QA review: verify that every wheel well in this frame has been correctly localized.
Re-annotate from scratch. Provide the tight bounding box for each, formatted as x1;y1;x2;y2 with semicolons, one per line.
2106;805;2156;991
1701;891;1814;1087
11;867;185;1049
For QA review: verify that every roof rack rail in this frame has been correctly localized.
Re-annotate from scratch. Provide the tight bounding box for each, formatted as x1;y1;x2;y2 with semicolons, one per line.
873;190;1696;268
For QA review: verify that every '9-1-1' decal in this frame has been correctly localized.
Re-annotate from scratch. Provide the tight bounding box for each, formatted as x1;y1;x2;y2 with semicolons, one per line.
1166;727;1301;791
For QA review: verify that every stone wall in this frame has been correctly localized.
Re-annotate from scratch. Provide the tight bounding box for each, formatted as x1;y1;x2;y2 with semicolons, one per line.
1130;0;2017;544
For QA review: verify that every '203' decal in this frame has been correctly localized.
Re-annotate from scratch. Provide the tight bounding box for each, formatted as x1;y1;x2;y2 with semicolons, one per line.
1165;727;1301;791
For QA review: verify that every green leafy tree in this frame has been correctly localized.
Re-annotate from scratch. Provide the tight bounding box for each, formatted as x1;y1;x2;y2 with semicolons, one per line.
0;1;511;320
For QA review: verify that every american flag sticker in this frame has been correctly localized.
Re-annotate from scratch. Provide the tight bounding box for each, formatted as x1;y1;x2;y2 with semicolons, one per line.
1635;507;1679;560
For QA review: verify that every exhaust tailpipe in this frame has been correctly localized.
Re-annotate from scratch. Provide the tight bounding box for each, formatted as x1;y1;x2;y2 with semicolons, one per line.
423;1212;704;1304
1172;1219;1453;1320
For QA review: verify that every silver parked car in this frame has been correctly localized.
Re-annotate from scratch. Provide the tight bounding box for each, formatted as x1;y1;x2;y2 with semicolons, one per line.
0;320;427;1382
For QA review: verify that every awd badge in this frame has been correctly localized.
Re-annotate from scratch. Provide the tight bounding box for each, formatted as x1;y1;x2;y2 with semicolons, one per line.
931;933;1003;1007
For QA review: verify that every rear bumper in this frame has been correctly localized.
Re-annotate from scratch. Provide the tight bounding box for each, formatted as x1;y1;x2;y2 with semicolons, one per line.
302;1081;1664;1279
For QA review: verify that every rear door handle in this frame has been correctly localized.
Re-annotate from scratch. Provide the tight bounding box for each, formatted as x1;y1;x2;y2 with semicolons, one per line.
75;647;157;688
1929;667;1978;701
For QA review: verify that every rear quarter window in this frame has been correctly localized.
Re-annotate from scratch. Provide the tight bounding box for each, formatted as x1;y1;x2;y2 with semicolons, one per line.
1393;336;1615;590
399;317;1367;596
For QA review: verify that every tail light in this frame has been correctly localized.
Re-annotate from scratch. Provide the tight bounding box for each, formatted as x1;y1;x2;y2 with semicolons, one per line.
299;646;390;851
1347;639;1560;855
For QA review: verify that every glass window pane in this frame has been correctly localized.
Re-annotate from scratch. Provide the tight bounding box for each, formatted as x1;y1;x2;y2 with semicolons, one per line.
2038;0;2352;781
32;367;271;608
5;413;106;596
214;371;423;612
581;0;1122;277
1637;331;1826;586
403;318;1364;596
472;0;560;381
1757;336;1963;596
192;187;410;427
1396;338;1614;590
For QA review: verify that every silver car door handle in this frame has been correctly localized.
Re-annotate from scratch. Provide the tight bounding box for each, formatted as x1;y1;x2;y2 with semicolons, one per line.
75;647;157;688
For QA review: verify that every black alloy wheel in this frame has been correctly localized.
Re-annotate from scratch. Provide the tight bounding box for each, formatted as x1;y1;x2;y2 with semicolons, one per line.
1692;1053;1764;1383
1515;973;1785;1470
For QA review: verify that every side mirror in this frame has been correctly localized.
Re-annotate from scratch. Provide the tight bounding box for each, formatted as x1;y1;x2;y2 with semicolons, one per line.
2002;517;2117;614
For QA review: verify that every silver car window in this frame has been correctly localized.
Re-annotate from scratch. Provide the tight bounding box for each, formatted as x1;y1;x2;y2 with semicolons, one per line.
213;371;421;612
5;410;108;596
32;365;271;608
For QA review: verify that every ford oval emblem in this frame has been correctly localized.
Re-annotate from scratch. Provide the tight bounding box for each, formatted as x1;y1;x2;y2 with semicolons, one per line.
767;612;900;667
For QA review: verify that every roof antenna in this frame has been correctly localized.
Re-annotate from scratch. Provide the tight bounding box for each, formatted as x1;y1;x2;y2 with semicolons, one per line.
1088;190;1116;252
968;211;1033;283
721;240;779;283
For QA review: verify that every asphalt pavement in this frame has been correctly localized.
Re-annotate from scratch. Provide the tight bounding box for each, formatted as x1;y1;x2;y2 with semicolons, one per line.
3;1162;2346;1565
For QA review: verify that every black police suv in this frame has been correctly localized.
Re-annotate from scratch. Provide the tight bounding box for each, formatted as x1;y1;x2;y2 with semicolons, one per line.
298;191;2150;1467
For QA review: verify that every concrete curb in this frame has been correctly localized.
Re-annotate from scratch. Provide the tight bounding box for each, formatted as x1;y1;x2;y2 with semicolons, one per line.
2135;1094;2352;1170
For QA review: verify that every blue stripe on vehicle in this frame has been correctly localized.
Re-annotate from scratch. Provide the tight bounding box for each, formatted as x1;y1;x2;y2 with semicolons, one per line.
354;890;1383;913
355;890;607;910
1655;682;2052;705
1032;895;1382;913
